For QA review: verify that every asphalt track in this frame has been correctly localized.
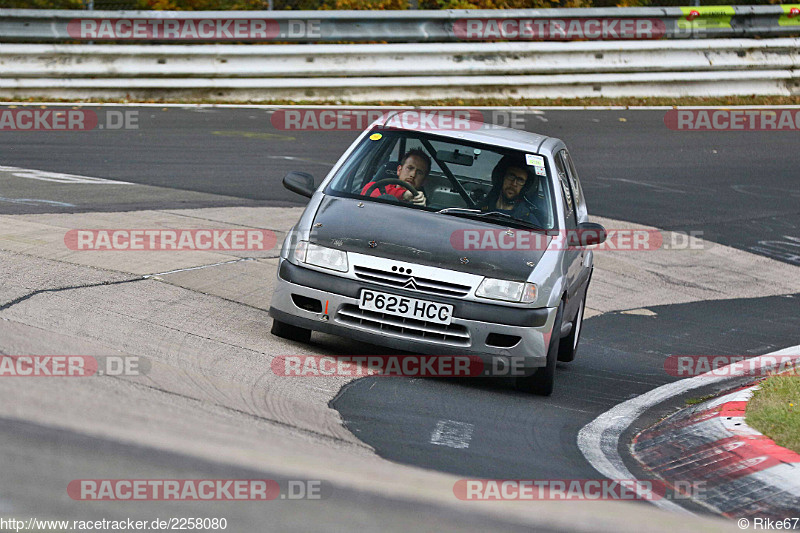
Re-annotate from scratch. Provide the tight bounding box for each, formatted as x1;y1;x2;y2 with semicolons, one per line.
1;106;798;265
1;105;798;530
0;417;537;533
333;294;799;485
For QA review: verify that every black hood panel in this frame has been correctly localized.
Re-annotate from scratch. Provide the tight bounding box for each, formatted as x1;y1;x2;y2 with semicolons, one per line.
309;195;549;281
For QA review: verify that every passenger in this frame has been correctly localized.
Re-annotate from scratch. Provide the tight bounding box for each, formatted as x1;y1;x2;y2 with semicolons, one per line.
481;155;543;227
361;149;429;206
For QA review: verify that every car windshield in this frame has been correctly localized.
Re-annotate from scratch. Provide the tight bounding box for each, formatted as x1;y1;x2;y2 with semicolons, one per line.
324;129;557;230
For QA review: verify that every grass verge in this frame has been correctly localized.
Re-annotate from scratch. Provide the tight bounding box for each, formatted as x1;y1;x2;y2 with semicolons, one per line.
685;393;716;406
746;374;800;454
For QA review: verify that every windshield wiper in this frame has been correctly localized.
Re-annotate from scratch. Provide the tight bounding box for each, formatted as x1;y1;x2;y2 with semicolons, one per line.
435;208;547;232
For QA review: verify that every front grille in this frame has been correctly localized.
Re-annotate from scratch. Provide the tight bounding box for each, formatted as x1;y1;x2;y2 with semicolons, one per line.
353;265;471;298
336;305;470;346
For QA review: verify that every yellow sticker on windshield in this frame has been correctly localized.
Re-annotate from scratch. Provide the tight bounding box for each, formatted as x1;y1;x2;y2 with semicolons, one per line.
369;133;382;141
526;154;545;167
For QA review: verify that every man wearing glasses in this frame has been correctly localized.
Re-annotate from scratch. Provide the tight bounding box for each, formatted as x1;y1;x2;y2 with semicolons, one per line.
481;155;544;227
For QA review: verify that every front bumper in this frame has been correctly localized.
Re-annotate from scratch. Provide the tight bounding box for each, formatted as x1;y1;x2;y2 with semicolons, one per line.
269;260;559;369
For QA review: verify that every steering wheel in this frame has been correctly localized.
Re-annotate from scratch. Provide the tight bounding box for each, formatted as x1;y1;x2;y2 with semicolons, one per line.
364;178;418;198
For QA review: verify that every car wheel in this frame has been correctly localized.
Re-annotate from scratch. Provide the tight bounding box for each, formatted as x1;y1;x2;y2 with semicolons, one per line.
557;290;586;363
515;302;563;396
270;319;311;343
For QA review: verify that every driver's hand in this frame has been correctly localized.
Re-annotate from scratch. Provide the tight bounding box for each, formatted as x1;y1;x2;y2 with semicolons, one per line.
402;190;426;206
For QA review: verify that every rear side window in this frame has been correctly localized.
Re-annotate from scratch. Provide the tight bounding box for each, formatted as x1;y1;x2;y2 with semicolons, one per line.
554;150;575;225
561;150;587;222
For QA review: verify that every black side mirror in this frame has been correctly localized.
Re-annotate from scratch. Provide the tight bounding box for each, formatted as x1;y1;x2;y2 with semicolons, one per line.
575;222;607;246
282;171;315;198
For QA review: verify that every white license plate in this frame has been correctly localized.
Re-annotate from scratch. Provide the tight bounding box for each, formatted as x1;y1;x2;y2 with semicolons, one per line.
358;289;453;325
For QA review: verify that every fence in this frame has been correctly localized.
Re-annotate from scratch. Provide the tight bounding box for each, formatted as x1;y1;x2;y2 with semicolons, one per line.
1;39;797;101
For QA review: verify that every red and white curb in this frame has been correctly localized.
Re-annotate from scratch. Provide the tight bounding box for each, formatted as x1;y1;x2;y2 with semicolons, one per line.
633;384;800;519
577;345;800;516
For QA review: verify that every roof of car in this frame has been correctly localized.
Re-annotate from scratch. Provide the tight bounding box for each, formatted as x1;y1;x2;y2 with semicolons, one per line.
376;110;554;154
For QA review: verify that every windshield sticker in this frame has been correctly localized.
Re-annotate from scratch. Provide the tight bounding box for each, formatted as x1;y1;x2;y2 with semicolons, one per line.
369;133;382;141
526;154;545;167
534;166;547;176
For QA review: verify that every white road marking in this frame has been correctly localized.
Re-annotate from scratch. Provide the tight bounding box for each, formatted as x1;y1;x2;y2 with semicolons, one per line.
0;197;74;207
577;344;800;514
595;176;687;194
620;308;657;316
266;155;334;166
430;419;474;449
750;236;800;265
0;165;132;185
143;258;255;279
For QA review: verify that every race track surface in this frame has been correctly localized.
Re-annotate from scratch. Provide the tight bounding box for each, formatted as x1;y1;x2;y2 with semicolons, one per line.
0;105;797;531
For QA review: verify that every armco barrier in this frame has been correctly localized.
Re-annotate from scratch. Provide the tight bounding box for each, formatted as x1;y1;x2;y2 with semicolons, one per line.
1;6;800;43
0;39;798;101
3;40;799;78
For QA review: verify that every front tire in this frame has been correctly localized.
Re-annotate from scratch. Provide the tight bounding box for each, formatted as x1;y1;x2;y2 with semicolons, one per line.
270;319;311;344
515;303;563;396
558;291;586;363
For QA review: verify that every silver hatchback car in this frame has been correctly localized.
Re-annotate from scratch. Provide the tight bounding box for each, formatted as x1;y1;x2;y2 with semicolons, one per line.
269;111;606;395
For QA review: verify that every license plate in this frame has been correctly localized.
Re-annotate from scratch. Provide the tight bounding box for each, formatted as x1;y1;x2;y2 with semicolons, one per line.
358;289;453;325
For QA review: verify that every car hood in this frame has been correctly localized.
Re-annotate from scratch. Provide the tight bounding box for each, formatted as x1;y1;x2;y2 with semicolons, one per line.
309;195;551;281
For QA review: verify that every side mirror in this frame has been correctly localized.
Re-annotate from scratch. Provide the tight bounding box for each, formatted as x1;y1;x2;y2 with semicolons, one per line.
575;222;607;246
282;171;315;198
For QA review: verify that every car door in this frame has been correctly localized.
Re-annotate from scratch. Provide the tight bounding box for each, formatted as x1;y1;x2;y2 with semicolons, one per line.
554;150;583;321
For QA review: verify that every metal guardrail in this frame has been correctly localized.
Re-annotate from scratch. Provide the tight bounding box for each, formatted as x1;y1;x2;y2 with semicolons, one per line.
1;6;799;42
1;39;798;101
3;40;799;78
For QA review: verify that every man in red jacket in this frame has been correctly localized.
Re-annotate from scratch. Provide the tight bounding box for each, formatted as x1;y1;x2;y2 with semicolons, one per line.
360;149;430;206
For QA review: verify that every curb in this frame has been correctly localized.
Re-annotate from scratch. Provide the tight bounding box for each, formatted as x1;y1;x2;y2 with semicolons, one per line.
633;382;800;520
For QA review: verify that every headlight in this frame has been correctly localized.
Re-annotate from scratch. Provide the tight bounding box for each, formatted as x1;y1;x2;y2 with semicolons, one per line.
294;241;348;273
476;278;537;304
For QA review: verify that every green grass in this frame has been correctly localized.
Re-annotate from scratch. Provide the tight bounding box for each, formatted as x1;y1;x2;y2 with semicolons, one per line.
685;393;716;406
746;375;800;454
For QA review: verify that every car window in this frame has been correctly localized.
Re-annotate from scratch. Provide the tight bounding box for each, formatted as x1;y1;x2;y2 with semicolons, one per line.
562;150;587;222
555;150;576;227
325;129;557;230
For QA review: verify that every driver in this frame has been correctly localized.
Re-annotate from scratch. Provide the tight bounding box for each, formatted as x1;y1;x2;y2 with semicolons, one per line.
481;155;543;227
360;149;429;206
